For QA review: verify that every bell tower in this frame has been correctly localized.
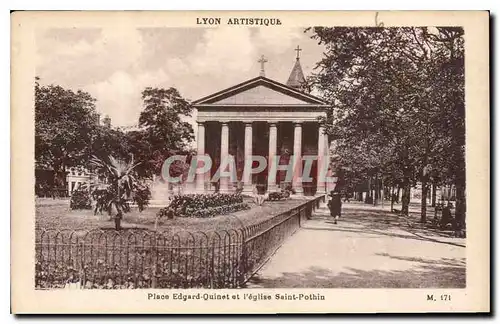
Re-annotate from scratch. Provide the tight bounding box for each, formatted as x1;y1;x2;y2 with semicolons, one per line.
286;45;306;89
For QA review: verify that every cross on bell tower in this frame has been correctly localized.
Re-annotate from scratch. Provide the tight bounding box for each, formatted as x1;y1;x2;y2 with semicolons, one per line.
295;45;302;60
258;55;268;77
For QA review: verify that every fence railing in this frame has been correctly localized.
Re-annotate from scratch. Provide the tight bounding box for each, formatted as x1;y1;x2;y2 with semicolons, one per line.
35;195;326;289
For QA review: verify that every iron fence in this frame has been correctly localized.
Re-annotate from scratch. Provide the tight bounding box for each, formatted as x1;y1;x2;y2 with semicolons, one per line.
35;195;325;289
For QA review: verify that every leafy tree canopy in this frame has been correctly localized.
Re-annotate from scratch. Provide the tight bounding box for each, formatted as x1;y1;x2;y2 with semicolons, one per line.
309;27;465;222
35;78;99;186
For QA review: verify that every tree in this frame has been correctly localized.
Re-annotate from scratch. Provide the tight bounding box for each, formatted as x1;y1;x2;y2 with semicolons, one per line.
35;78;99;191
91;123;130;162
90;154;143;230
132;87;195;178
425;27;465;228
309;27;465;225
311;27;421;214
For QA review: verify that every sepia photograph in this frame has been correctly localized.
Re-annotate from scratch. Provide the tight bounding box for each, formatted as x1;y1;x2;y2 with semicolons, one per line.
11;10;489;313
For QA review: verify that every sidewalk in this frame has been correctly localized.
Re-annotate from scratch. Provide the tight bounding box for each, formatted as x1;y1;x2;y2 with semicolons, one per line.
246;204;466;288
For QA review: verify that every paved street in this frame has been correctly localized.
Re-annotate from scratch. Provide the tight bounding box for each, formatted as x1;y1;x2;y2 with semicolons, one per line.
247;203;466;288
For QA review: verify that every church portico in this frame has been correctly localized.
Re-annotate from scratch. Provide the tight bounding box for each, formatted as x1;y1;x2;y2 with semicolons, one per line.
193;50;331;196
194;119;329;196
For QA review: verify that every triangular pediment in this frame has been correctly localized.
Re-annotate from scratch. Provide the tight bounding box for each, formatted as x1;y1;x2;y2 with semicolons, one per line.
193;76;326;107
211;84;312;105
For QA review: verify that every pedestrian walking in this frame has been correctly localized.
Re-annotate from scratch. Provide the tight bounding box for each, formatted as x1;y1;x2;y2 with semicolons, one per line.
328;191;342;224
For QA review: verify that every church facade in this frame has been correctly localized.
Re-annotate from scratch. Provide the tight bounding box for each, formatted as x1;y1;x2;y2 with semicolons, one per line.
192;50;333;196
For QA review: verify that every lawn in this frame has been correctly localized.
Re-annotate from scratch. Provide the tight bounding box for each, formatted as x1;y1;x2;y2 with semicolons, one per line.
35;196;310;235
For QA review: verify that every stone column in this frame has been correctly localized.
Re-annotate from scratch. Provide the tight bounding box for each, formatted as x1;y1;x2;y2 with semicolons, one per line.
316;124;326;194
243;122;253;193
196;122;205;192
267;122;278;192
293;122;303;194
220;122;230;193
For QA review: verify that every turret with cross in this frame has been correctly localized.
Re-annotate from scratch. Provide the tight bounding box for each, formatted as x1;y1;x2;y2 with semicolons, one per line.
286;45;306;89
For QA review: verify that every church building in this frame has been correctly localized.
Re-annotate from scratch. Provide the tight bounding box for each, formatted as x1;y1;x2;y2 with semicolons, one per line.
192;47;333;196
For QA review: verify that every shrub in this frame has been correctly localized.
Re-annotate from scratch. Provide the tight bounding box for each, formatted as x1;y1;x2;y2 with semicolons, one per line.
70;189;92;210
133;185;151;212
92;187;131;215
268;190;292;201
156;206;175;220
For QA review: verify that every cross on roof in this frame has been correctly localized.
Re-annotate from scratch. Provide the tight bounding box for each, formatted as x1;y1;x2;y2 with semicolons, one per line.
258;55;268;77
295;45;302;60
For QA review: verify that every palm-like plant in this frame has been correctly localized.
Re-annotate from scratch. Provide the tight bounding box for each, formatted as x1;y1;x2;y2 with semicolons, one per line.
90;154;142;230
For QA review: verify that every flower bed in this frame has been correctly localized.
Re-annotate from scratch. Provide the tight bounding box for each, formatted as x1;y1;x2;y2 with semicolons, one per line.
170;193;244;210
158;193;250;218
186;202;250;218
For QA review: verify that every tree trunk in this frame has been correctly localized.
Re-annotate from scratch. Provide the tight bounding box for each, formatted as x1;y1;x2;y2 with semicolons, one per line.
373;174;379;206
114;215;122;230
115;185;122;230
455;180;466;230
420;181;428;223
52;162;64;199
402;184;410;216
390;186;395;212
381;178;385;209
401;168;411;216
420;163;430;223
396;186;401;203
365;177;372;203
431;183;437;207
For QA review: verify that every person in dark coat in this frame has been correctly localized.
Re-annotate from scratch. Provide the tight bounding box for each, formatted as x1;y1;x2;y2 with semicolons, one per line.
328;191;342;224
440;202;454;230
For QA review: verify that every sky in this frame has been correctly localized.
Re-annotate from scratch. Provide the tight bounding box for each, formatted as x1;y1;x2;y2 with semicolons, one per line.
36;27;325;128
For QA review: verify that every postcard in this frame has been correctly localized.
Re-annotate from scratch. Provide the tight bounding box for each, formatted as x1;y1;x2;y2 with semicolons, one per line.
11;10;489;314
